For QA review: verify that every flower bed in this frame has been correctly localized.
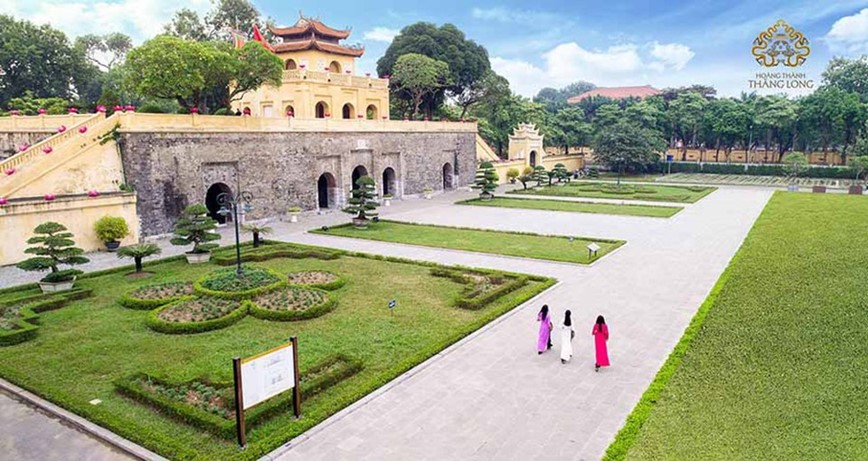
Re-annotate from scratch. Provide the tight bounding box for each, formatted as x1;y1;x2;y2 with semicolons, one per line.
0;290;93;346
119;282;194;310
247;287;336;321
286;271;345;290
193;265;285;299
429;268;529;310
147;298;247;334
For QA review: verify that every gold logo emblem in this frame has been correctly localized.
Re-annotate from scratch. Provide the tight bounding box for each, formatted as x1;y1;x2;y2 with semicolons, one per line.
751;20;810;67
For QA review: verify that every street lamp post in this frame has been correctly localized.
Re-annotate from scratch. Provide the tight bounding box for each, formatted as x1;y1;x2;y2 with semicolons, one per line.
217;191;253;277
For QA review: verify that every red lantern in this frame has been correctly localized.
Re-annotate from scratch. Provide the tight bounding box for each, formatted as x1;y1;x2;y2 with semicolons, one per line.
365;72;371;77
286;110;294;117
324;113;331;118
79;126;88;134
403;116;409;121
0;197;7;205
4;168;15;176
324;66;330;71
114;105;123;112
57;125;67;133
96;105;106;113
44;194;56;201
18;144;29;152
382;116;387;120
9;110;20;116
38;108;47;115
190;107;199;114
299;63;306;69
358;114;364;118
68;107;79;114
43;146;53;154
125;105;135;112
87;190;100;197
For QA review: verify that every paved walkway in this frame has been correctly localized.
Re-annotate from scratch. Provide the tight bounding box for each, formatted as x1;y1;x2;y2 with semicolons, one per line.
0;185;773;461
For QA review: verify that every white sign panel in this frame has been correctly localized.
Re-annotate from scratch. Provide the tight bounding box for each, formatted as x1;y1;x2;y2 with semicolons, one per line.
240;344;295;410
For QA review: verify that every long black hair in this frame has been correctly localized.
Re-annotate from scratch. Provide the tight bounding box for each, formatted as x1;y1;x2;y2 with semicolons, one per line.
564;310;572;327
596;315;606;332
539;304;549;319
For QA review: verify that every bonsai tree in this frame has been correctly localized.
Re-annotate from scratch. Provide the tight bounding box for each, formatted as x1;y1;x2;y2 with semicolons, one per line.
782;152;808;183
506;167;520;184
117;243;161;273
242;223;272;248
471;161;498;199
93;216;130;251
516;166;534;190
16;222;90;285
170;203;221;254
532;165;548;187
849;156;868;183
343;175;379;227
552;163;570;183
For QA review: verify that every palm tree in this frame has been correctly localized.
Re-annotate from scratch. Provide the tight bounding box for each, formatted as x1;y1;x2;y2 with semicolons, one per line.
117;243;161;273
241;224;273;248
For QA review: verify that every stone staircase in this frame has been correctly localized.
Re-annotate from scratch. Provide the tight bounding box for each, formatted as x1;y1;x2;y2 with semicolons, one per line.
476;134;500;163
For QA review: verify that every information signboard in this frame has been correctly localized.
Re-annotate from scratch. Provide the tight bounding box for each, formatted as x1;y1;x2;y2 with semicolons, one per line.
241;343;295;409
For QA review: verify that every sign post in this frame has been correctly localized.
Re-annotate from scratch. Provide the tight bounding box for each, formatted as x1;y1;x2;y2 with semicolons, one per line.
232;357;246;448
290;336;301;419
666;154;674;175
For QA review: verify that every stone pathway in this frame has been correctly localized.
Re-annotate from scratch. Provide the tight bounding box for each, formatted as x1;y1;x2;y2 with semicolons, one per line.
0;185;773;461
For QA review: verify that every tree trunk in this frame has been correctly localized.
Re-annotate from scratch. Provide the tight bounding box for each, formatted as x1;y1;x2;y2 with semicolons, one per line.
253;232;260;248
134;257;143;273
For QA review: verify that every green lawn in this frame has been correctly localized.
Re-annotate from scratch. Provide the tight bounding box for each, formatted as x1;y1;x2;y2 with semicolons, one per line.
509;181;716;203
608;193;868;460
312;220;624;264
456;196;682;218
0;243;553;460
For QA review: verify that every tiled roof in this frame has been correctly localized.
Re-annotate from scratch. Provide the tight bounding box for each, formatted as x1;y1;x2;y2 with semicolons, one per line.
269;18;351;39
567;85;661;103
272;38;364;57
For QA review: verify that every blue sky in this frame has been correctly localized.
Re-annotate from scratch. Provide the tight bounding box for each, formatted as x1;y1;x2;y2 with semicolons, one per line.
3;0;868;97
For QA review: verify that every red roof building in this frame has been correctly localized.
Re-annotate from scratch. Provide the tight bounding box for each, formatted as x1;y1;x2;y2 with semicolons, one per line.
269;16;363;57
567;85;661;103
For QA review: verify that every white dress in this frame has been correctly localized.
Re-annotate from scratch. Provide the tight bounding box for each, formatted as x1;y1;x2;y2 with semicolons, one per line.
560;324;574;361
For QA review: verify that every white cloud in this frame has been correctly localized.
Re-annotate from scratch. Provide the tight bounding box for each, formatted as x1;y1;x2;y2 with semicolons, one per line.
493;40;695;97
825;8;868;54
363;27;399;43
471;7;561;25
0;0;211;43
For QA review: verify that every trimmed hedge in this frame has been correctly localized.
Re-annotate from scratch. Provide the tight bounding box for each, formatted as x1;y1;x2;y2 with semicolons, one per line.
192;267;286;300
114;353;363;439
286;271;346;291
212;247;340;266
0;290;93;346
665;161;855;179
246;291;337;322
118;282;194;310
429;267;530;310
146;298;247;334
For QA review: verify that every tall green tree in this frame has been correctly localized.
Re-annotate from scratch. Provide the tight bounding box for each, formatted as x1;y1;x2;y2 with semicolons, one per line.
754;95;798;161
163;9;210;41
74;33;133;71
533;81;595;112
390;54;452;118
593;120;666;181
668;92;710;160
704;98;750;162
822;56;868;102
549;106;590;154
453;70;510;119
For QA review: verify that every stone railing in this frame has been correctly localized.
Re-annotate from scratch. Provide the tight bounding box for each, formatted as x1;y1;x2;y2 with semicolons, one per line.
282;69;389;90
0;114;96;131
116;113;477;133
0;113;105;171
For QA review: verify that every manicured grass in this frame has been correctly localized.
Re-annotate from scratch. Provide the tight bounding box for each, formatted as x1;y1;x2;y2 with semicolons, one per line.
607;193;868;460
509;181;716;203
456;196;682;218
312;220;624;264
0;243;554;460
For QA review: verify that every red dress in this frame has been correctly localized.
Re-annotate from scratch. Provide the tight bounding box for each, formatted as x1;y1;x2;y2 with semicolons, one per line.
593;324;610;367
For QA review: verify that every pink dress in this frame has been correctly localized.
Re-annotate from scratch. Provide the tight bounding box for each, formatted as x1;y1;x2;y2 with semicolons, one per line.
537;313;552;352
593;324;610;366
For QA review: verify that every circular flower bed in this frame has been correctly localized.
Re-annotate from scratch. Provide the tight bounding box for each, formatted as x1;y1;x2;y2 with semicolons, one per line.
147;297;246;334
194;265;284;299
120;282;194;310
248;287;335;321
287;271;345;290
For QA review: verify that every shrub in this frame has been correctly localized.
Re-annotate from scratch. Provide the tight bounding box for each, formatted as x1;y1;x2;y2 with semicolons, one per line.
782;152;809;180
506;167;520;183
93;216;130;242
193;265;284;299
212;108;230;116
471;161;499;198
15;222;89;283
0;290;93;346
170;204;221;254
137;103;166;113
117;243;161;273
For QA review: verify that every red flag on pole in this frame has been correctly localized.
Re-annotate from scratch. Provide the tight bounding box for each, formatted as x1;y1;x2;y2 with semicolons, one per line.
252;24;274;52
231;30;246;49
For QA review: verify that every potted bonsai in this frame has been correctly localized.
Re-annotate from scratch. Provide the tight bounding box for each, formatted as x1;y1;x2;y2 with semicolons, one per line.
93;215;130;252
471;161;498;201
16;222;90;293
506;168;520;184
383;194;393;206
288;206;301;223
343;175;379;228
423;186;433;199
242;223;272;248
117;243;161;274
170;203;221;263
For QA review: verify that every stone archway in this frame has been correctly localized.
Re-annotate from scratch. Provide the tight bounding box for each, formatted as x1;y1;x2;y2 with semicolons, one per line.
366;104;378;120
530;150;538;167
315;101;329;118
351;165;369;190
285;59;297;70
342;103;355;119
328;60;342;73
382;167;397;196
442;163;454;190
317;173;338;209
205;182;232;224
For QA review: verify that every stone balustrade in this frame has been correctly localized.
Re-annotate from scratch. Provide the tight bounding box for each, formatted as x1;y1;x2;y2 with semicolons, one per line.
282;69;389;90
0;113;107;171
0;114;96;131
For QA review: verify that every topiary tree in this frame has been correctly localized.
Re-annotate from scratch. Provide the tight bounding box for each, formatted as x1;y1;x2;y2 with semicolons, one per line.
506;167;520;184
343;176;379;227
117;243;161;273
782;152;809;183
472;161;499;199
532;165;548;187
241;223;272;248
170;204;221;254
16;222;90;283
517;167;534;190
552;163;570;183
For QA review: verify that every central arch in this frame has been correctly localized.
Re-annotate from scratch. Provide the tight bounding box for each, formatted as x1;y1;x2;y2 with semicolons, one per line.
205;182;232;224
342;103;355;119
315;101;329;118
317;173;337;209
351;165;369;190
366;104;378;120
442;163;454;190
529;150;538;167
382;167;396;196
285;59;297;70
328;60;342;73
